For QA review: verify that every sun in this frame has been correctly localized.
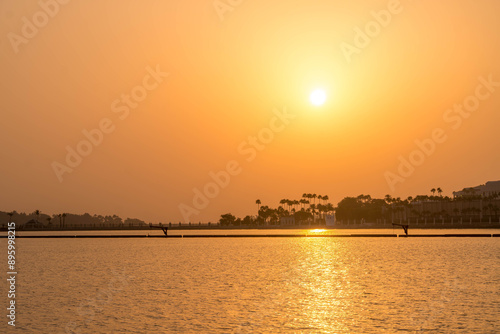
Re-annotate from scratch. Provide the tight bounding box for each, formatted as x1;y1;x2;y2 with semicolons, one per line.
310;89;326;106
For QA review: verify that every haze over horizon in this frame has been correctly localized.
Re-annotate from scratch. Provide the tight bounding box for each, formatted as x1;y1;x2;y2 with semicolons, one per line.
1;0;500;223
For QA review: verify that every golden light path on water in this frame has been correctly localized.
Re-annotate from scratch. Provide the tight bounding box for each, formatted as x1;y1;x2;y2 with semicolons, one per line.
288;238;352;332
309;229;328;233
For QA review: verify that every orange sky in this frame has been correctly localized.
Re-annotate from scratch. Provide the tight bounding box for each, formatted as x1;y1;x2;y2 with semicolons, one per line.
1;0;499;223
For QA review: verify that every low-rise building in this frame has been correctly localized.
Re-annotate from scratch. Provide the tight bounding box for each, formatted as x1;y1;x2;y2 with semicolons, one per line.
280;216;295;225
325;214;335;226
453;180;500;198
23;219;45;229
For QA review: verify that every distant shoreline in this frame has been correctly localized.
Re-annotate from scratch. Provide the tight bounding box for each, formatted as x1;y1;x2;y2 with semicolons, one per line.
3;233;500;239
3;224;500;232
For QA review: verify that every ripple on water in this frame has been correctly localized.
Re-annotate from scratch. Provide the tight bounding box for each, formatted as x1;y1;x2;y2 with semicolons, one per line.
2;236;499;333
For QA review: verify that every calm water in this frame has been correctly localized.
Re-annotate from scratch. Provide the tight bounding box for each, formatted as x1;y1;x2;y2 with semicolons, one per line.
10;228;500;236
2;230;499;333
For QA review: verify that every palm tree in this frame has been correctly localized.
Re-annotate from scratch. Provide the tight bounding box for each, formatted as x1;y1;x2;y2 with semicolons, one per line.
277;206;285;218
279;199;287;214
58;214;62;228
256;199;261;214
310;204;317;223
431;188;436;196
323;195;329;204
319;204;328;221
312;194;317;205
259;205;271;225
34;209;40;222
437;188;443;197
62;213;67;228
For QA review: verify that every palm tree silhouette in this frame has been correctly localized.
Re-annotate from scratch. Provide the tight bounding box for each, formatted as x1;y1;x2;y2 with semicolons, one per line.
307;193;312;203
34;210;40;222
58;214;62;228
256;199;261;215
279;198;286;209
326;203;334;214
286;200;293;214
299;199;307;210
437;188;443;197
317;204;325;221
431;188;436;196
310;204;317;223
62;213;67;228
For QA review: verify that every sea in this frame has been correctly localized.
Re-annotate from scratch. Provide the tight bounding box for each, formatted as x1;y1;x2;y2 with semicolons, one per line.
1;229;499;333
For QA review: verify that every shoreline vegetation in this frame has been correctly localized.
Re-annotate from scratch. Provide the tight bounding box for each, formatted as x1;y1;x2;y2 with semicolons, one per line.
2;190;500;231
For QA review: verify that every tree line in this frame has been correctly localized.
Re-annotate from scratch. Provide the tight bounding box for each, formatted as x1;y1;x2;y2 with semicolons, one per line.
1;210;147;229
219;188;500;225
220;193;334;226
336;189;500;221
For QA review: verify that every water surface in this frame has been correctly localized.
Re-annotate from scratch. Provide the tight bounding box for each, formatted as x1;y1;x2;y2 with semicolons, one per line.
1;234;499;333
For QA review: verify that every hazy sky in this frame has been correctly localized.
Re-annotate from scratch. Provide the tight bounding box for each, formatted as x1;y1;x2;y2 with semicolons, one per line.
1;0;499;223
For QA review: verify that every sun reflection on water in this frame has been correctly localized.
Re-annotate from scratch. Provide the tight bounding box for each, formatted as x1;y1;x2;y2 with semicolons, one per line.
276;238;352;332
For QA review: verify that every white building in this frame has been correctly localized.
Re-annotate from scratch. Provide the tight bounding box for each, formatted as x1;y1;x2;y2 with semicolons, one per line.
280;216;295;225
325;214;336;226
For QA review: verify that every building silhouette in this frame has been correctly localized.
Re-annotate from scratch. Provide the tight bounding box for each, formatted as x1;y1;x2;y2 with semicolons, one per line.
453;180;500;198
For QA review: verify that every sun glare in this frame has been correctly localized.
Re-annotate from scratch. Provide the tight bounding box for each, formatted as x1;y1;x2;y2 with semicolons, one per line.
310;89;326;106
